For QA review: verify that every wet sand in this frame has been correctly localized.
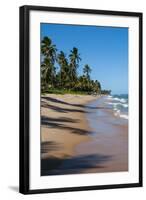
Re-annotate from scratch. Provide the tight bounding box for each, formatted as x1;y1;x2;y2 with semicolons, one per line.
76;97;128;173
41;94;128;175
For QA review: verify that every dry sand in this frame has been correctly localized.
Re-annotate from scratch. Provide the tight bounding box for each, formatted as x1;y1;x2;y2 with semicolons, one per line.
41;94;128;175
41;94;98;157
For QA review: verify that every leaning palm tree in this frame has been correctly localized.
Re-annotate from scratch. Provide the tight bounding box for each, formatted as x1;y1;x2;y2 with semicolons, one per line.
41;37;57;88
69;47;81;84
41;37;57;64
83;64;92;81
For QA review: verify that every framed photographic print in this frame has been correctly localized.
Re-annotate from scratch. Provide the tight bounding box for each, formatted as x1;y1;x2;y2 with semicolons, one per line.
19;5;143;194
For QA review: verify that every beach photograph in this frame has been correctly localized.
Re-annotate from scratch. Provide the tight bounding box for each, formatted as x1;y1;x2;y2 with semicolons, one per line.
40;23;128;176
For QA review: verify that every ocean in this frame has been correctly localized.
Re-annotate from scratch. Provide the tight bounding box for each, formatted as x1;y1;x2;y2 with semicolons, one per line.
85;94;128;137
105;94;128;120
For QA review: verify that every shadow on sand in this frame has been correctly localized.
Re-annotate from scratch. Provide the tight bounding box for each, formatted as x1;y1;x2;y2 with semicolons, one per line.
42;96;87;108
41;141;62;154
42;96;110;113
41;115;91;135
41;100;88;113
41;96;112;176
41;154;112;176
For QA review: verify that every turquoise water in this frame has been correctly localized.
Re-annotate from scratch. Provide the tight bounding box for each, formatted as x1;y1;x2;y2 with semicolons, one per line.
85;95;128;136
106;94;128;119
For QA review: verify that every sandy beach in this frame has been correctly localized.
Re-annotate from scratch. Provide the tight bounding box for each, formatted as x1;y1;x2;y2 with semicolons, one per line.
41;94;128;175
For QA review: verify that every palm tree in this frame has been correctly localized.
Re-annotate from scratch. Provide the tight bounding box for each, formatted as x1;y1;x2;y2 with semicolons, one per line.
57;51;69;87
41;37;57;88
91;80;101;94
40;37;105;94
41;57;56;88
83;64;92;80
41;37;57;64
77;75;89;91
95;80;101;91
69;47;81;84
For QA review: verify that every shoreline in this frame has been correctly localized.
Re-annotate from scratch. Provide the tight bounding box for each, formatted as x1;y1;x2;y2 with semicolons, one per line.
41;94;128;175
75;96;128;173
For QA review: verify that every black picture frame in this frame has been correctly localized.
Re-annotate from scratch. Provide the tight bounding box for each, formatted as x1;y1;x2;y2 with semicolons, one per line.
19;5;143;194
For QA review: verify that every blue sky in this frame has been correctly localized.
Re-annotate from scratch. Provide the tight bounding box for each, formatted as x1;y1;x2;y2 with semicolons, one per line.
41;23;128;94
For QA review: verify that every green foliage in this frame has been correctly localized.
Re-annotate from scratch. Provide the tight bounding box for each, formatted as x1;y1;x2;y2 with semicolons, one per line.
83;64;91;80
41;37;57;89
101;90;111;95
69;47;81;84
41;36;111;95
57;51;69;87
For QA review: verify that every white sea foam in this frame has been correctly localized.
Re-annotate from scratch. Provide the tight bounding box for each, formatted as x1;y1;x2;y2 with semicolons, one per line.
120;98;127;103
106;102;119;106
114;110;120;116
113;97;126;103
122;104;128;108
106;101;128;108
120;114;128;119
113;97;120;101
105;94;128;120
106;95;112;99
114;109;128;119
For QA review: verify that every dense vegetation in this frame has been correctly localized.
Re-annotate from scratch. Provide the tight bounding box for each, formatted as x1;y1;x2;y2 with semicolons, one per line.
41;36;111;95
